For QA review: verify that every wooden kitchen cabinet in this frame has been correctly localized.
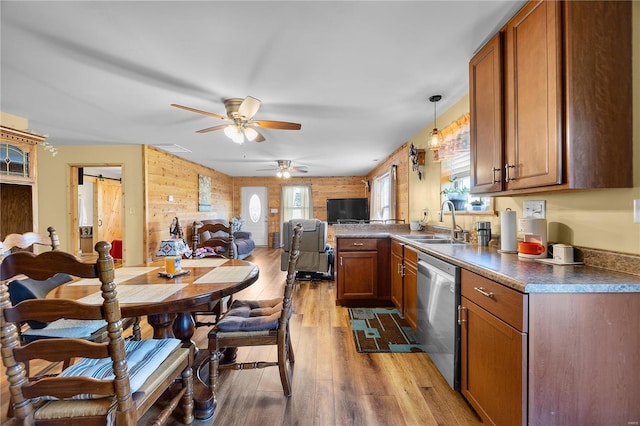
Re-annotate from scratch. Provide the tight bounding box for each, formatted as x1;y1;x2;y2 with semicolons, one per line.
460;269;528;426
504;0;562;191
402;247;417;330
390;240;418;330
390;240;404;310
0;126;45;238
469;32;503;193
470;0;632;195
336;237;390;305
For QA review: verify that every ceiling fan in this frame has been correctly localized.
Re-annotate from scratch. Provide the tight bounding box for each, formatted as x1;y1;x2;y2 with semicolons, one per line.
171;96;301;144
258;160;308;178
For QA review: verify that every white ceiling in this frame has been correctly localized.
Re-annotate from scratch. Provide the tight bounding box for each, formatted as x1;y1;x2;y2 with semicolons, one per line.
1;1;525;177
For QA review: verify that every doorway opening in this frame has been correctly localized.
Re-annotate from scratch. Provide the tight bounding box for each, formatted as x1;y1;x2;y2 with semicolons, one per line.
69;165;124;261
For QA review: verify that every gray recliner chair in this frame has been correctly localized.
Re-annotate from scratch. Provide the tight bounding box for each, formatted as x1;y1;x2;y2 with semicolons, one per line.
281;219;333;280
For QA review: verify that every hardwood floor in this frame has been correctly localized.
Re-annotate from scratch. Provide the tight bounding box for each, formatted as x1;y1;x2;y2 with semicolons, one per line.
1;247;481;425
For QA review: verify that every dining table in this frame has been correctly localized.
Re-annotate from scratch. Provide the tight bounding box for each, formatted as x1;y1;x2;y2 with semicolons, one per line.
48;257;260;420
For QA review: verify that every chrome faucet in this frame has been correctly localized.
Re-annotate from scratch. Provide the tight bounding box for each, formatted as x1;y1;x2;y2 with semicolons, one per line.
440;200;457;241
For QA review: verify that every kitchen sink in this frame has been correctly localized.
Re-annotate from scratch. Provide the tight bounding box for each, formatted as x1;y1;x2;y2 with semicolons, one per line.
401;235;441;240
421;239;465;245
401;235;465;244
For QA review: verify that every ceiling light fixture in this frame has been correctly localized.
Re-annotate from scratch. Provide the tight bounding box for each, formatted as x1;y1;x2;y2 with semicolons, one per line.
428;95;443;150
223;124;245;144
276;160;292;178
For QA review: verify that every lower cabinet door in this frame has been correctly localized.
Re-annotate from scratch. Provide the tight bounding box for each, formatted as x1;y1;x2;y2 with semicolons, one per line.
403;261;417;330
461;297;527;426
337;251;378;299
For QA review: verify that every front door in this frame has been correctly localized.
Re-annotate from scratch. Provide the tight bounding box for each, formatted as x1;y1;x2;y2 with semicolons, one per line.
241;186;268;246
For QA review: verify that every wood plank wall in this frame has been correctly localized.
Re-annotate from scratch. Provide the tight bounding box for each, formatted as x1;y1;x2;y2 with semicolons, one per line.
366;142;410;222
143;142;409;260
232;176;366;246
144;146;233;262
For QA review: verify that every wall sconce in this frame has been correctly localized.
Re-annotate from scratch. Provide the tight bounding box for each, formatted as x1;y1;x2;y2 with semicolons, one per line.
409;143;426;180
428;95;443;150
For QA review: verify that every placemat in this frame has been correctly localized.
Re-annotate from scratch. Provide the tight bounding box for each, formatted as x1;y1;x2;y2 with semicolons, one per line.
77;284;187;305
69;267;159;286
180;258;228;268
194;265;255;284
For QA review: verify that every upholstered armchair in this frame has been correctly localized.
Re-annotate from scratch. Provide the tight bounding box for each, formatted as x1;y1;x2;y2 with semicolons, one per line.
280;219;333;280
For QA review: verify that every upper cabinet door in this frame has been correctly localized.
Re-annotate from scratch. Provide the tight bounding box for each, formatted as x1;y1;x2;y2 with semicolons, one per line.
469;33;504;194
504;0;562;190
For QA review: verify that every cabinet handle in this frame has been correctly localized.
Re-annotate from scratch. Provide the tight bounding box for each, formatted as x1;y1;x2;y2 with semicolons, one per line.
400;264;405;277
352;242;364;246
504;164;516;182
474;287;495;298
340;256;343;267
492;167;501;184
457;305;467;325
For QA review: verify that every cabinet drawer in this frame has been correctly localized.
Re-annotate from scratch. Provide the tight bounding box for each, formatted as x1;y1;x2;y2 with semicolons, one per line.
461;269;527;332
391;240;404;256
338;238;378;251
404;246;418;265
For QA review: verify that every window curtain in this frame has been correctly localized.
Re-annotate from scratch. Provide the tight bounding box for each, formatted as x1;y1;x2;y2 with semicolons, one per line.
370;165;397;221
280;184;314;224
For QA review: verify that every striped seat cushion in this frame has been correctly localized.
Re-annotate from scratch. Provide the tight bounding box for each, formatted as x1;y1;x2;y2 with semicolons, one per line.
58;338;182;399
216;298;283;332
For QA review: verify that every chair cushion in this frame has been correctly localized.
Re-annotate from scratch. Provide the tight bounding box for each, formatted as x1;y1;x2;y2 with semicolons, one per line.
59;338;182;398
8;273;73;329
22;319;108;341
216;298;283;332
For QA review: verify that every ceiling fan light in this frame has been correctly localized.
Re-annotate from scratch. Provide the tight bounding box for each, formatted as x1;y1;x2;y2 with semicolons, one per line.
244;127;258;142
223;124;237;139
283;170;291;178
276;170;283;178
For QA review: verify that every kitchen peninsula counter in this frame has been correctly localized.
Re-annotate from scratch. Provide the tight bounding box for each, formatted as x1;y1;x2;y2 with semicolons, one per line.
333;225;640;293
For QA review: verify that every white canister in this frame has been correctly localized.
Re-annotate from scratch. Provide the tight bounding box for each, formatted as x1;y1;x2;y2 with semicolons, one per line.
410;221;422;231
553;244;574;263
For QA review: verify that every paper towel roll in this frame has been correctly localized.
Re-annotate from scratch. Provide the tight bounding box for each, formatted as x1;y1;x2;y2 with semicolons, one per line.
500;210;517;252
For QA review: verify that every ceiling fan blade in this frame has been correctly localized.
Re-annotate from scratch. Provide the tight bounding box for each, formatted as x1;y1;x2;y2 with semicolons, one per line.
253;129;266;142
196;124;227;134
253;120;302;130
291;166;308;173
171;104;227;121
238;96;261;120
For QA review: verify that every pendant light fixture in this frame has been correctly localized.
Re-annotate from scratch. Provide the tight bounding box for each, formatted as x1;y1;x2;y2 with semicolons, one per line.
428;95;443;150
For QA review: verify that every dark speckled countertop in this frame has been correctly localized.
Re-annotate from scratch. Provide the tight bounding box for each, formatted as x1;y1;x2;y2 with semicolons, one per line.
333;225;640;294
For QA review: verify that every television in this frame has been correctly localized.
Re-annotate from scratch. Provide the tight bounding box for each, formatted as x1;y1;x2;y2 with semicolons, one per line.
327;198;369;224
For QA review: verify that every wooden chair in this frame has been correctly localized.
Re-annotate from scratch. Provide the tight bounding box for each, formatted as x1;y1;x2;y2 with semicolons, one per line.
192;220;235;259
191;220;236;329
0;241;194;425
1;228;140;346
1;226;60;254
208;223;302;399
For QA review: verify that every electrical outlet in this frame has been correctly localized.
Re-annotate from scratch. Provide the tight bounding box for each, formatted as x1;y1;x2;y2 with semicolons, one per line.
523;200;546;218
634;199;640;224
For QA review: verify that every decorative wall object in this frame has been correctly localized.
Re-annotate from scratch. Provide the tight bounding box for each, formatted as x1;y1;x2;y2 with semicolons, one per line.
198;175;211;212
409;143;425;180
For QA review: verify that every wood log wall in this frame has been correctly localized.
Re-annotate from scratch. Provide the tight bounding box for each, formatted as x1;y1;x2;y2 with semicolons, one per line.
143;142;409;260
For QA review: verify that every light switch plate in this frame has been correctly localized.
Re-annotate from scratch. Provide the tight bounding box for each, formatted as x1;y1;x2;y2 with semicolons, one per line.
523;200;546;219
634;199;640;224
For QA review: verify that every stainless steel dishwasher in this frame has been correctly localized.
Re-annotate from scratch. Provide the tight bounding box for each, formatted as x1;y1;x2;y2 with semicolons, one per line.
416;251;461;390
